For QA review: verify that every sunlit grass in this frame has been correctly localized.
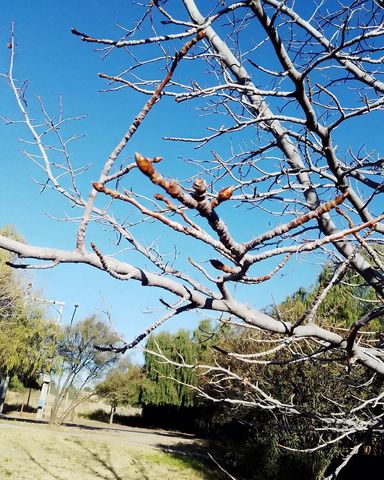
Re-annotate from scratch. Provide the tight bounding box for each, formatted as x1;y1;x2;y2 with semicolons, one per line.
0;421;218;480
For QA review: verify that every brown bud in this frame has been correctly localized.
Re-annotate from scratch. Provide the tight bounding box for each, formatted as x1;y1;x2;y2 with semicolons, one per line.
93;182;104;192
210;259;236;274
210;259;225;270
154;193;164;201
167;180;181;198
193;178;207;202
193;178;206;194
135;152;155;177
217;186;234;203
152;156;163;164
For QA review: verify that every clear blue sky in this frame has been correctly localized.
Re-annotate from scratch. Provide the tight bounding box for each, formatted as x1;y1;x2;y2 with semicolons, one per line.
1;1;380;349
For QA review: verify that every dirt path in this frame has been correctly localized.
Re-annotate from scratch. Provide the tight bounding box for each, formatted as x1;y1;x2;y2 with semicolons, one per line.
0;416;207;453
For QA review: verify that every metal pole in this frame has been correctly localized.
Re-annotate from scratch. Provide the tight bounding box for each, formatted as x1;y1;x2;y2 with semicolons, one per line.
0;375;10;414
33;297;65;419
69;304;79;327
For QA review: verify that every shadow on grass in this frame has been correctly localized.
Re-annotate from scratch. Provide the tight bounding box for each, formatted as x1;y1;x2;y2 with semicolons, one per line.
84;407;212;435
154;440;226;480
1;411;198;442
80;409;198;439
71;438;218;480
16;443;65;480
16;437;124;480
11;425;222;480
71;438;124;480
2;402;35;414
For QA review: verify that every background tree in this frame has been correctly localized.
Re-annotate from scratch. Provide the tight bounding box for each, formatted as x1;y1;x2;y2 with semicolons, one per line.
1;1;384;476
139;321;223;431
142;329;197;408
0;226;60;412
273;260;383;329
96;360;142;424
50;315;119;424
142;320;220;407
188;264;384;479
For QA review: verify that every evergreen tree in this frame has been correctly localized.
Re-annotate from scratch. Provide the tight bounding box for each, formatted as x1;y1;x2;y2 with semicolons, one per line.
0;226;59;383
142;329;196;407
274;260;383;328
204;261;384;479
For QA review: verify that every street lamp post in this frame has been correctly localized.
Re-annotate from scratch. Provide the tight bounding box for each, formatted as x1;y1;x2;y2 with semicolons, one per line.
35;298;65;420
69;304;79;327
61;304;80;418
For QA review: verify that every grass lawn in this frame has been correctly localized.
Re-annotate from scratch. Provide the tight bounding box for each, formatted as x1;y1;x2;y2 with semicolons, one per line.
0;421;218;480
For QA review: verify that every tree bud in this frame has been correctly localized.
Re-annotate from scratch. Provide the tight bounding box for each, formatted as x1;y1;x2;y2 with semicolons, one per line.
135;152;155;177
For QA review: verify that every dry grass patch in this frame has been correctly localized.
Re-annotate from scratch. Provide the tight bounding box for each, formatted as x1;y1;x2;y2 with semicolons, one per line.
0;421;217;480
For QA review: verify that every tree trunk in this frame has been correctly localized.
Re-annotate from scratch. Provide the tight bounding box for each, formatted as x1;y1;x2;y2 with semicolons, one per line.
109;404;116;424
49;394;62;424
26;388;32;409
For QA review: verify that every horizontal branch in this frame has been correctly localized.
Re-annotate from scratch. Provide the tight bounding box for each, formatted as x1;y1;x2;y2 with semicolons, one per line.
1;234;383;374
